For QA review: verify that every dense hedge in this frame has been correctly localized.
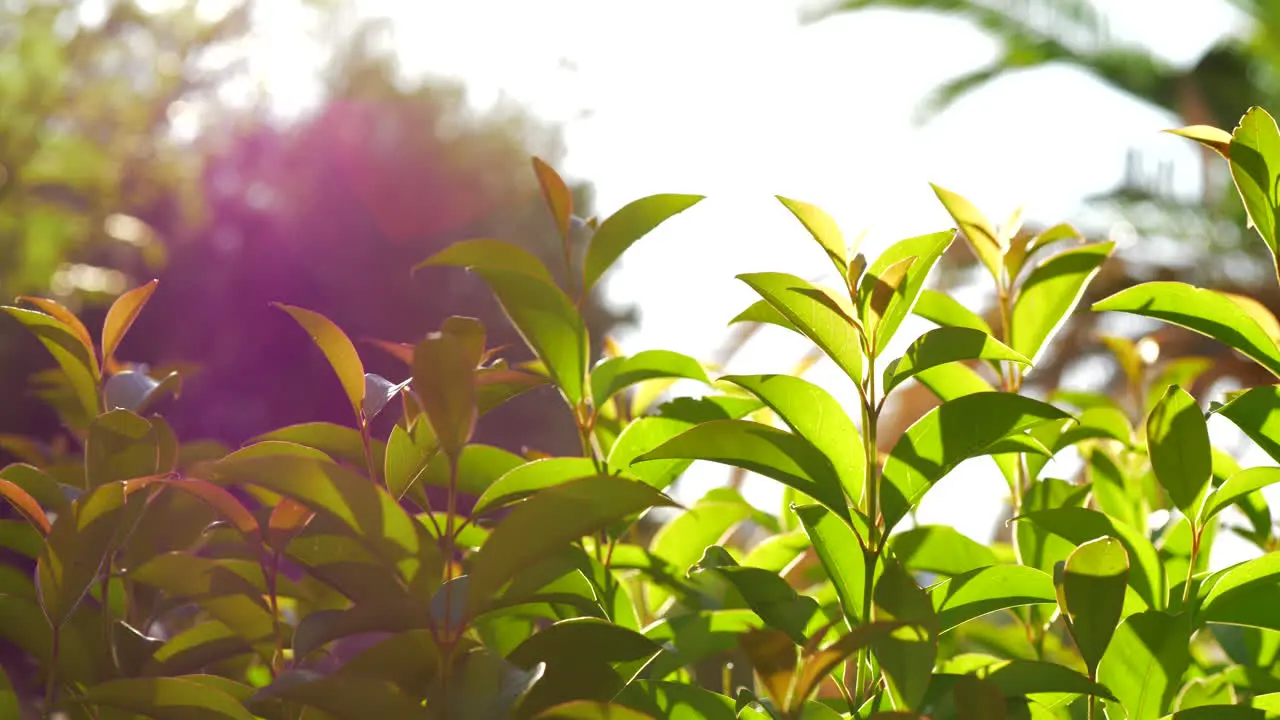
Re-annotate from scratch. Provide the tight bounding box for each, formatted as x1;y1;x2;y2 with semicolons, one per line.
3;108;1280;719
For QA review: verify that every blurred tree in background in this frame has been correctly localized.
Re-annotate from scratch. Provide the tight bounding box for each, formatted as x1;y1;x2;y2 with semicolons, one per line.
811;0;1280;426
812;0;1278;285
0;1;626;457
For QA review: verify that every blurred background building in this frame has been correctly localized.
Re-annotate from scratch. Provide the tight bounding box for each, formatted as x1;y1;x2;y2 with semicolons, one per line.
0;0;1271;562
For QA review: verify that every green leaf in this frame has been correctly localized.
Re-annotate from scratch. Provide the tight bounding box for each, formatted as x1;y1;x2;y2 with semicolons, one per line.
861;254;917;351
508;617;662;714
741;533;812;575
691;549;821;644
1217;386;1280;463
913;288;992;334
80;675;256;720
615;681;736;720
930;564;1056;632
1166;707;1264;720
1147;386;1212;517
647;489;755;611
86;409;159;488
1167;124;1232;159
383;423;432;501
724;373;865;508
1058;537;1129;676
737;272;863;384
915;361;995;401
591;350;710;407
583;194;704;293
861;229;955;353
413;330;478;458
777;195;849;277
532;157;574;242
37;482;126;627
635;419;848;525
1198;553;1280;630
729;300;801;333
796;504;869;625
101;279;159;367
891;525;997;576
961;658;1115;699
293;598;431;659
1097;611;1192;720
1055;407;1133;450
1229;107;1280;279
880;392;1069;535
1092;282;1280;378
144;622;252;677
885;327;1029;393
0;665;18;720
641;610;764;680
1015;507;1165;612
931;184;1003;281
213;455;427;576
1202;467;1280;525
473;268;590;404
473;457;598;516
534;701;654;720
468;475;675;616
251;422;384;469
1010;242;1113;365
275;303;366;418
608;418;700;491
2;307;100;419
253;670;430;719
872;558;939;711
415;237;556;284
421;443;524;497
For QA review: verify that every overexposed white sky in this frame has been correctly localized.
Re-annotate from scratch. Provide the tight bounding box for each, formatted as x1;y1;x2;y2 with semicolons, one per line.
229;0;1266;566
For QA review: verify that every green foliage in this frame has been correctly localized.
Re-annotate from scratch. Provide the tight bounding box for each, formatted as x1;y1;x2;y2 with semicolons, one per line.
6;108;1280;720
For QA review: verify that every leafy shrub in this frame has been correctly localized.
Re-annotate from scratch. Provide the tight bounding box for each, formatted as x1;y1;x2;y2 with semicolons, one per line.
3;108;1280;720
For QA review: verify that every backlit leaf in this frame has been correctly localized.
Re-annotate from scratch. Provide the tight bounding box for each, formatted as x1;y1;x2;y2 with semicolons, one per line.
1147;386;1211;517
1097;611;1192;720
724;373;865;508
101;279;158;367
591;350;710;407
1229;107;1280;279
467;475;676;616
415;237;555;284
777;195;849;277
1010;242;1113;366
738;272;863;384
636;419;847;525
931;184;1003;281
885;327;1028;392
275;304;365;417
533;156;574;241
1059;537;1129;675
1092;282;1280;378
930;564;1056;632
1167;124;1232;158
881;392;1069;535
583;194;704;293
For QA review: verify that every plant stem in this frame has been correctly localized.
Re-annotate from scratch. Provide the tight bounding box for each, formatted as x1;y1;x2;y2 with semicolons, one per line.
1182;526;1201;606
359;418;380;487
44;627;59;717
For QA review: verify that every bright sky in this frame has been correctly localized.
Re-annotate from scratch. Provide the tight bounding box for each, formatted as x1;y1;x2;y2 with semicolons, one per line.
231;0;1268;567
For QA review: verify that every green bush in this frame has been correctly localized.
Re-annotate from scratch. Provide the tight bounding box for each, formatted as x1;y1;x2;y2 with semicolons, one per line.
4;108;1280;720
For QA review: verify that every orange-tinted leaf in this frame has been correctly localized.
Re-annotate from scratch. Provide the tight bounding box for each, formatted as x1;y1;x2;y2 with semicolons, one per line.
0;479;50;535
365;338;414;366
532;157;574;240
17;297;96;373
268;498;315;552
102;279;158;366
161;479;259;539
274;304;365;418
